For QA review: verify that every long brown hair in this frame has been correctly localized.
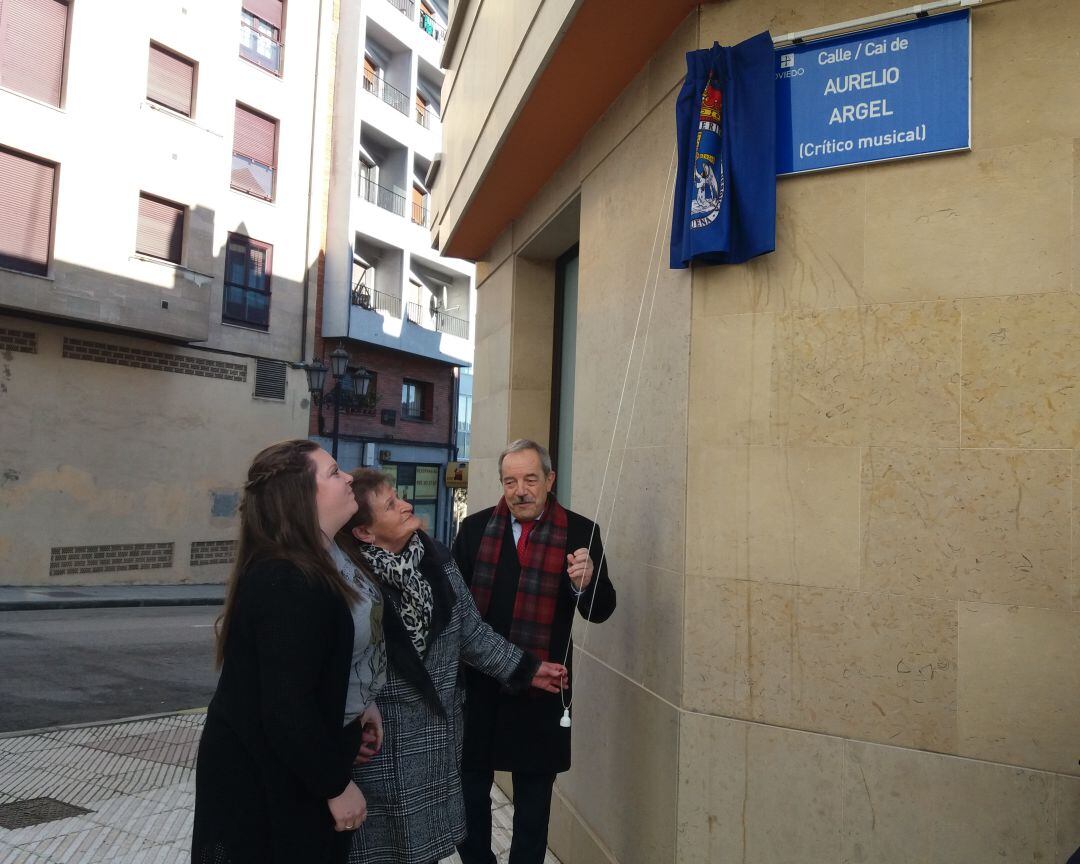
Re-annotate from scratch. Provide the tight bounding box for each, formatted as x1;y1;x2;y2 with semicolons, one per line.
334;469;395;574
215;439;358;667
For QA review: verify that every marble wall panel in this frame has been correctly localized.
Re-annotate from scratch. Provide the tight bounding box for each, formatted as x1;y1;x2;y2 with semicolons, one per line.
698;0;824;47
688;313;780;447
861;447;1072;609
577;96;690;454
969;0;1080;151
687;444;861;588
961;293;1080;449
599;445;686;576
586;556;683;704
561;653;679;864
958;602;1080;776
694;168;867;317
775;301;962;447
682;575;794;725
677;713;844;864
863;140;1072;304
843;739;1057;863
793;588;958;752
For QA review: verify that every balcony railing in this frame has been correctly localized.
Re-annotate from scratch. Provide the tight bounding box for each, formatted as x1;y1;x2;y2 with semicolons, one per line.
406;301;470;339
352;281;403;318
359;175;406;217
231;153;275;200
411;201;429;227
362;71;411;116
419;11;445;42
386;0;415;19
239;22;282;74
415;106;439;129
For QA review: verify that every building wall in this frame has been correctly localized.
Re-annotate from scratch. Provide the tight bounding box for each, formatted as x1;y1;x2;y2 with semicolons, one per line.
447;0;1080;862
0;0;334;586
0;314;309;586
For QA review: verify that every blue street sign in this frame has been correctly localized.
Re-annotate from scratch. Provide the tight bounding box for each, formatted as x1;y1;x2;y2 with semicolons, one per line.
775;10;970;174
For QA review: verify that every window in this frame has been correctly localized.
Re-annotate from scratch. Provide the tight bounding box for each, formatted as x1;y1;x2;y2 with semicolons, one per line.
146;43;195;117
136;194;185;264
232;104;277;200
415;91;428;127
0;147;56;276
239;0;283;74
223;233;272;329
362;55;378;96
0;0;69;107
401;379;433;421
411;185;427;226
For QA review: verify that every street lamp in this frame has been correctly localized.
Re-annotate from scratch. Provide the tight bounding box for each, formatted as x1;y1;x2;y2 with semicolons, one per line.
306;343;352;460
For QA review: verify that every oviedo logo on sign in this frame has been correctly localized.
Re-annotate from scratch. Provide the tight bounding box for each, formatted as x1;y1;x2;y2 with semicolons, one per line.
775;10;971;174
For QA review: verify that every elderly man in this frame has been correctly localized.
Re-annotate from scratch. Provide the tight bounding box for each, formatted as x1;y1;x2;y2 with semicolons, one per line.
452;439;616;864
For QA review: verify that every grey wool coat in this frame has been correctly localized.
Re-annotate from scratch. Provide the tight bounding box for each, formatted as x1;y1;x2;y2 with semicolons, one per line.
347;532;537;864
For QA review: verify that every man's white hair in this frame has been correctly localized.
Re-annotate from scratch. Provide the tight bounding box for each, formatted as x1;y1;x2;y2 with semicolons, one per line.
498;439;553;478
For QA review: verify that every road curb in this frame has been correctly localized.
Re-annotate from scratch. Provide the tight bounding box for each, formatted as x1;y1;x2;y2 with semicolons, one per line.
0;707;208;739
0;597;224;611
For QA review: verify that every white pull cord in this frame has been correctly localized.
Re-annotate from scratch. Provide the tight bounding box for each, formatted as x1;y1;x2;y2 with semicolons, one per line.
559;141;680;722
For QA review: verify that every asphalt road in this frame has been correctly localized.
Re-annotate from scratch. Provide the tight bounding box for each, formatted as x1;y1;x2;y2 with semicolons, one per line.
0;606;220;733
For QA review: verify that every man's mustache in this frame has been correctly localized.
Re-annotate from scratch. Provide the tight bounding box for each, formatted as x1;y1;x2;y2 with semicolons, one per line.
512;496;536;504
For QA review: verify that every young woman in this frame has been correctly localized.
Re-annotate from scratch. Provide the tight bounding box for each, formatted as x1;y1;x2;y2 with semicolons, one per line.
192;440;383;864
336;469;568;864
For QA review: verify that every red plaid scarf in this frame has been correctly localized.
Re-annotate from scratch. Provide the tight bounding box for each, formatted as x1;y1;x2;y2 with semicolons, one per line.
470;495;568;661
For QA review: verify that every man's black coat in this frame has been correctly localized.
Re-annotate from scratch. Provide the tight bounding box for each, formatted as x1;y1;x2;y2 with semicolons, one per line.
452;504;616;774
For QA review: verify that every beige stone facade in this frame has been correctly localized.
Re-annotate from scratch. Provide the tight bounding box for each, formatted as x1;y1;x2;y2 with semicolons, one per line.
434;0;1080;861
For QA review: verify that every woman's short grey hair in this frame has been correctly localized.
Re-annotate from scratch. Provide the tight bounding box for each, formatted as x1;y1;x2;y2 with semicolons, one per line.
498;439;553;478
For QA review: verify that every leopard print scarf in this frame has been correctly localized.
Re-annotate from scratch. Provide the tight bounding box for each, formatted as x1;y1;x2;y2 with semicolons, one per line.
356;532;433;658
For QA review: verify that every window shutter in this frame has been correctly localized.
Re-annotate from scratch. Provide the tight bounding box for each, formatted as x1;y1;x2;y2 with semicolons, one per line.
147;44;194;116
233;105;277;166
242;0;282;30
0;148;55;276
0;0;68;106
136;194;184;263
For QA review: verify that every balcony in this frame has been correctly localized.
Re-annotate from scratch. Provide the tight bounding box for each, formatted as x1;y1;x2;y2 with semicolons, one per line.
419;11;445;42
360;175;406;217
411;201;429;227
239;21;282;74
231;153;275;201
406;301;469;340
362;72;411;117
385;0;415;19
415;105;439;129
352;279;403;318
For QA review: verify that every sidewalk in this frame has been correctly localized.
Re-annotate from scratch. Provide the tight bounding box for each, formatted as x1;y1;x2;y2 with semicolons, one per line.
0;712;559;864
0;585;225;612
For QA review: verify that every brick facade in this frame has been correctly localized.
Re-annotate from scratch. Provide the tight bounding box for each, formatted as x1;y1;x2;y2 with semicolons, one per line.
0;328;37;354
63;338;248;382
49;543;174;577
310;335;454;445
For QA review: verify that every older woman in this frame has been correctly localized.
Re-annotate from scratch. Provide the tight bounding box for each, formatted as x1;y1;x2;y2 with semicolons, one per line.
193;440;381;864
335;469;566;864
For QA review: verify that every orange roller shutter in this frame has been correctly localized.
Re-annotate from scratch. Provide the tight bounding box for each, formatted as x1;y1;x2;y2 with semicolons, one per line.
136;194;184;263
147;44;195;116
233;104;277;166
242;0;282;29
0;148;55;276
0;0;69;106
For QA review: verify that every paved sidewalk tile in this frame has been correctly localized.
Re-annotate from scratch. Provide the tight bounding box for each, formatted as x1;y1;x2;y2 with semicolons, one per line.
0;714;560;864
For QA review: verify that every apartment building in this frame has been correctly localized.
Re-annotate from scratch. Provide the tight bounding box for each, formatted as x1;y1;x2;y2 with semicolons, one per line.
0;0;334;584
316;0;474;543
